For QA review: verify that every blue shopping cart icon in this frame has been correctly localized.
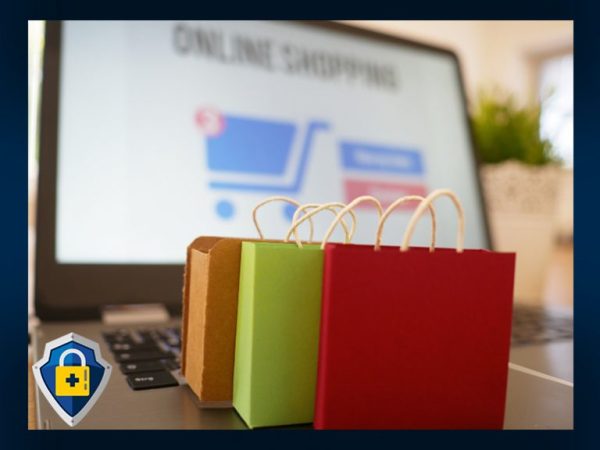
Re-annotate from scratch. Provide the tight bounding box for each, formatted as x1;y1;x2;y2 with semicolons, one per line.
204;113;329;219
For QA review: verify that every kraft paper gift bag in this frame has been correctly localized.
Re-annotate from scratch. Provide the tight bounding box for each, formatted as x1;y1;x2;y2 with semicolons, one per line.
181;197;354;403
232;200;370;429
314;190;516;430
181;236;248;403
181;197;321;403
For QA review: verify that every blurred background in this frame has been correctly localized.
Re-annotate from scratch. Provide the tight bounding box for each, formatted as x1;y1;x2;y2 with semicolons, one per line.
346;21;573;310
28;20;573;316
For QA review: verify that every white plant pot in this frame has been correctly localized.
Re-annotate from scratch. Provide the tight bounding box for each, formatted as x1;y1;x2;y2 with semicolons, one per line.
480;161;562;305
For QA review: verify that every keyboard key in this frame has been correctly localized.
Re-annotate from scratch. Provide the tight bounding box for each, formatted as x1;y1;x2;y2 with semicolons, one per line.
120;360;166;374
161;358;180;370
103;333;133;344
129;330;146;344
103;324;183;392
114;351;172;363
103;329;129;338
156;341;171;353
110;342;159;353
127;371;178;390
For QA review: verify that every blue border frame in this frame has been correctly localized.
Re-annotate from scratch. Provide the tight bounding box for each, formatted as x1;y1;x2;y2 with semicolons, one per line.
1;1;597;448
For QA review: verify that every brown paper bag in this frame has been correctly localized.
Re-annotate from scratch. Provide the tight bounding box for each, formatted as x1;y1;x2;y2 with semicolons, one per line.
181;198;355;404
181;236;247;403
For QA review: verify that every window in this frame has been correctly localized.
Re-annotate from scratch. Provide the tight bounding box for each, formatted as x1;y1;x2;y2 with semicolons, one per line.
538;52;573;167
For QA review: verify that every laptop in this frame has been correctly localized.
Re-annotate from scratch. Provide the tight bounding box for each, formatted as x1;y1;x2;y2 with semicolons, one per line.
31;20;572;429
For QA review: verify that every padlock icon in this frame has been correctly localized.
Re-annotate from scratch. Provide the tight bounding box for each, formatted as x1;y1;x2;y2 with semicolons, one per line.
55;349;90;397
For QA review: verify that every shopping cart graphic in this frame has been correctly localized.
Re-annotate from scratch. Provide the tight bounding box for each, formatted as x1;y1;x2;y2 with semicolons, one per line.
203;112;329;219
207;117;296;176
340;140;427;209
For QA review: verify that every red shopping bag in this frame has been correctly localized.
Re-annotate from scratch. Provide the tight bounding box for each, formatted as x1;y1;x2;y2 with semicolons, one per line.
314;190;516;429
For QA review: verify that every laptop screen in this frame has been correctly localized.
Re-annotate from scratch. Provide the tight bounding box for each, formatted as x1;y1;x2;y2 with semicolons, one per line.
54;21;487;265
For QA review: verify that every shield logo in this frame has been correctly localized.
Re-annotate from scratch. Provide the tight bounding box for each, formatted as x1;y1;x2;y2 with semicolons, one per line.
32;333;112;427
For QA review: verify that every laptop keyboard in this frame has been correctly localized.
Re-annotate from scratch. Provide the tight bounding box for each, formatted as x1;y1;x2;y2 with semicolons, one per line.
102;326;181;390
511;306;573;346
101;308;571;390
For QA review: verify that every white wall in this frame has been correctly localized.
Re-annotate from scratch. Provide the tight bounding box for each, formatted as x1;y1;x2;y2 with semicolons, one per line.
344;21;573;104
480;21;573;102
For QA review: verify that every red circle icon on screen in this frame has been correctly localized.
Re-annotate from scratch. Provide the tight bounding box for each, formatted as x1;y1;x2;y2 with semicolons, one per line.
195;107;225;137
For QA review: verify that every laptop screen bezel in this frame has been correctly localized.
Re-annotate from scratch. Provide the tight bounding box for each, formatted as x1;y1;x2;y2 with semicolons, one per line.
35;20;492;320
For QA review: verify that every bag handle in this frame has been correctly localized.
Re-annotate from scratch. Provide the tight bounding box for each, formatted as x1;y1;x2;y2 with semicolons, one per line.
252;196;315;241
284;202;357;248
287;203;355;245
320;196;384;250
401;189;465;253
374;195;437;252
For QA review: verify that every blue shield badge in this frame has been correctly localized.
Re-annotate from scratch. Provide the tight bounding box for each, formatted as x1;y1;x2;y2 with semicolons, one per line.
33;333;112;427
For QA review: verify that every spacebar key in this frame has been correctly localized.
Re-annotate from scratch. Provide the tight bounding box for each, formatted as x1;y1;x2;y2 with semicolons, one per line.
127;370;178;390
115;351;170;363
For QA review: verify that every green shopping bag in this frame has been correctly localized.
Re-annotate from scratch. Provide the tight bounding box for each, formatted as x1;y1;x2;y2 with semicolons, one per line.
232;198;381;428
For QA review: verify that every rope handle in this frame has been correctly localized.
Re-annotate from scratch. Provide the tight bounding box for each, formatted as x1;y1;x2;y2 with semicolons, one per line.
401;189;465;253
320;196;384;250
252;196;315;241
284;202;357;248
374;195;437;252
287;203;355;246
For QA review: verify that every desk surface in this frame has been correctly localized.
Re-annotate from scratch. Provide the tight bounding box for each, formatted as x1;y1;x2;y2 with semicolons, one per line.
28;246;573;430
29;342;572;430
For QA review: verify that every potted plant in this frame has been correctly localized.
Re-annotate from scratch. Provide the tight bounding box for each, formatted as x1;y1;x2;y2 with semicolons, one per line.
471;91;562;304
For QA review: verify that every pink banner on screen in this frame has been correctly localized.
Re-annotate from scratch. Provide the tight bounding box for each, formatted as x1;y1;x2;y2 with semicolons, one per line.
344;180;428;209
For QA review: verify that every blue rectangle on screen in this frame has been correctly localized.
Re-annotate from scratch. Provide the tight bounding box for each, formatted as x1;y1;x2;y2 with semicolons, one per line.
207;116;296;175
340;142;424;175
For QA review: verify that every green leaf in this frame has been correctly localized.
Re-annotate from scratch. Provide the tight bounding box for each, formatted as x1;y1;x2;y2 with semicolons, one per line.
470;90;560;166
